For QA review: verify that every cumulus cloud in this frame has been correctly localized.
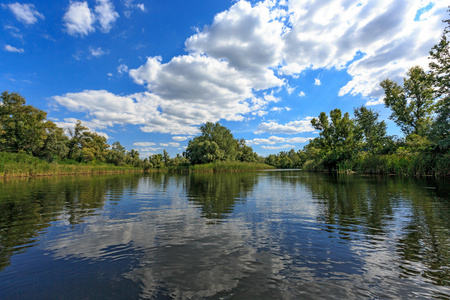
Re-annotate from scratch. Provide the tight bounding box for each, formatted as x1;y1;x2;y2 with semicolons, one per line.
63;2;95;36
4;44;24;53
247;135;311;146
172;136;190;141
4;3;44;25
314;78;321;86
95;0;119;33
160;142;180;148
52;90;201;136
255;117;315;134
54;0;448;135
133;142;156;147
299;91;305;97
262;144;295;150
63;0;118;36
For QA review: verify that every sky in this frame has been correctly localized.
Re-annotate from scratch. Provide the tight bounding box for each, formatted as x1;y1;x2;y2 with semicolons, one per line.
1;0;448;157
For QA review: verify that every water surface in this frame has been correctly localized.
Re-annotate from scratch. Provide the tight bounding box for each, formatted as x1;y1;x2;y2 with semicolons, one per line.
0;171;449;299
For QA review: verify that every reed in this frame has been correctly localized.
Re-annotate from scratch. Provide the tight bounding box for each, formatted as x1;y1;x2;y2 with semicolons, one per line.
0;152;142;179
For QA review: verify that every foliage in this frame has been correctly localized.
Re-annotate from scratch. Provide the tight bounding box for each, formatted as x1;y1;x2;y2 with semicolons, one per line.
381;66;435;136
186;122;258;164
429;11;450;150
353;106;389;153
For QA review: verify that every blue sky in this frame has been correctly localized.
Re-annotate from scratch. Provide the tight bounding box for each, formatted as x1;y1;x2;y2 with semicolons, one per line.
1;0;448;157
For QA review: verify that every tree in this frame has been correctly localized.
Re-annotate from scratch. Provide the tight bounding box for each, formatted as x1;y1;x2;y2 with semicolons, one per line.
0;91;52;155
353;106;389;153
381;66;435;136
310;109;359;171
236;139;258;162
186;122;239;164
39;121;69;161
66;120;89;160
429;10;450;150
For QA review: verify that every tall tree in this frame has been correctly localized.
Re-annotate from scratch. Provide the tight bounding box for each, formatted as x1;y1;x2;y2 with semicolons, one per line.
429;10;450;150
310;109;359;171
0;91;52;155
381;66;435;136
353;106;388;153
186;122;239;164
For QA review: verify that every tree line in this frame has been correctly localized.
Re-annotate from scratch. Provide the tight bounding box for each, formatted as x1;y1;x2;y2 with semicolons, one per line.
265;13;449;175
0;91;263;170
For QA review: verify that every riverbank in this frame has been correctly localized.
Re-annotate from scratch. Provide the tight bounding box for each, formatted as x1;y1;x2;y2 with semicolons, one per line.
0;152;274;179
302;152;450;177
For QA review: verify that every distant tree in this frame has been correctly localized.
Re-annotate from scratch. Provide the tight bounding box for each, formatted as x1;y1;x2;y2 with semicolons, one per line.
106;141;127;165
186;122;239;164
310;109;359;171
39;121;69;161
66;120;89;160
353;106;389;153
381;66;435;136
0;91;53;155
236;139;258;162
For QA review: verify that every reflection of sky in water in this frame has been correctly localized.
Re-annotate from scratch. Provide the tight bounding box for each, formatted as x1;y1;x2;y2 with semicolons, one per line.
1;172;449;299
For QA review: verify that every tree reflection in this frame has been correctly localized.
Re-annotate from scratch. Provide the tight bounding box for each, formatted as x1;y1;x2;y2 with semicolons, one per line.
0;174;142;270
186;172;258;220
287;172;450;287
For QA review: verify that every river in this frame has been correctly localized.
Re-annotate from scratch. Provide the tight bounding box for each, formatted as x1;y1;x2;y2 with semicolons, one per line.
0;171;449;299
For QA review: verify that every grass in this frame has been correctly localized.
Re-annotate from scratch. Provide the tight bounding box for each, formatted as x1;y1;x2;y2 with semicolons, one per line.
171;161;274;173
0;152;142;179
0;152;274;179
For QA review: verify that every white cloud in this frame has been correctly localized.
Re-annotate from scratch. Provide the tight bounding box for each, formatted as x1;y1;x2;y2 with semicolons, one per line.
4;44;24;53
255;117;315;134
54;0;449;133
136;4;145;12
262;144;296;150
4;3;44;25
123;0;146;17
63;2;95;37
271;107;291;112
117;64;129;74
282;0;448;103
160;142;180;148
314;78;321;86
89;47;108;57
299;91;305;97
95;0;119;33
172;136;190;141
133;142;156;147
247;135;311;146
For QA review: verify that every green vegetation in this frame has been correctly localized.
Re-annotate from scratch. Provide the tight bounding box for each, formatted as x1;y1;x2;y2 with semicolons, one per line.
0;93;269;178
264;16;450;176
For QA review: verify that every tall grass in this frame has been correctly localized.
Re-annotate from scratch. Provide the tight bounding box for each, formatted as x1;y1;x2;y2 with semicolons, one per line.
0;152;142;179
171;161;273;173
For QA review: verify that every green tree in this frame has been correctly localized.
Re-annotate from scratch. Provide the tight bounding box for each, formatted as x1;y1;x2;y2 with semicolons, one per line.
310;109;359;171
106;141;127;166
39;121;69;161
353;106;389;153
429;11;450;150
236;139;258;162
381;66;435;136
0;91;52;155
186;122;239;164
66;120;89;160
